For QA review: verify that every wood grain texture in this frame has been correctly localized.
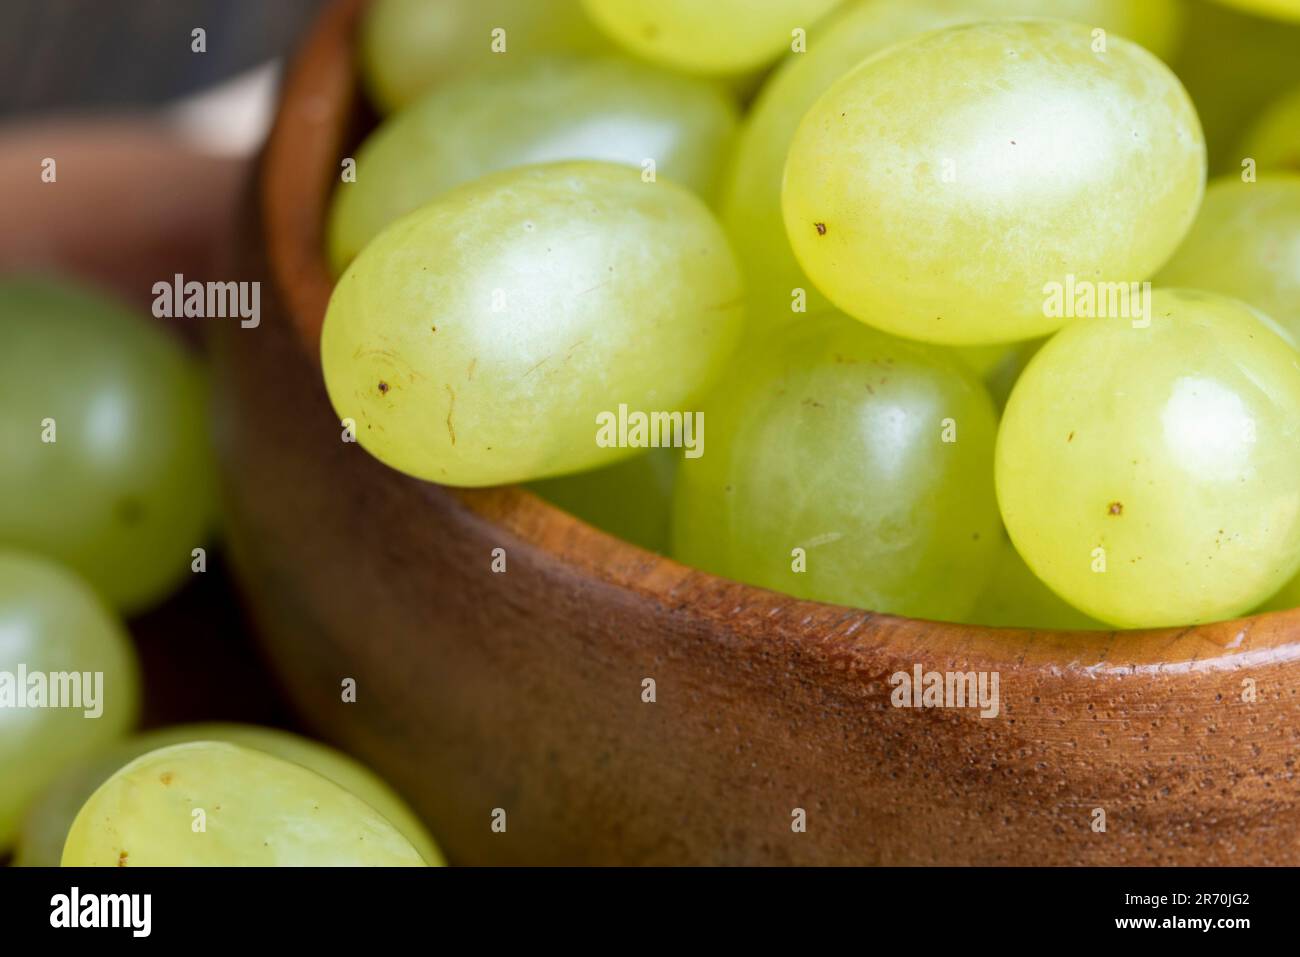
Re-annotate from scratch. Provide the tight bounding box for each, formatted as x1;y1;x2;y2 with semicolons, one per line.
213;0;1300;864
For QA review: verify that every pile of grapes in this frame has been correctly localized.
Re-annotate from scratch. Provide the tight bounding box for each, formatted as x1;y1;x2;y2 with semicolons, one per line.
0;281;438;865
324;0;1300;632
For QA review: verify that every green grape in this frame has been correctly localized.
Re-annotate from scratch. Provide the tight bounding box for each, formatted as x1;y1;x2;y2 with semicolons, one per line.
671;312;1001;621
954;343;1010;380
997;288;1300;629
1258;569;1300;612
0;550;139;851
955;339;1046;408
0;277;216;614
360;0;609;113
330;57;738;272
1156;175;1300;345
1212;0;1300;22
62;741;427;866
783;18;1205;345
321;162;744;487
984;339;1046;409
17;723;442;867
1237;85;1300;172
725;0;1184;325
967;538;1103;629
1173;0;1300;172
530;449;677;553
581;0;846;75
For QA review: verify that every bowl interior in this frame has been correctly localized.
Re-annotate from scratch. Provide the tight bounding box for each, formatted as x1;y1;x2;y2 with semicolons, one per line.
258;0;1300;670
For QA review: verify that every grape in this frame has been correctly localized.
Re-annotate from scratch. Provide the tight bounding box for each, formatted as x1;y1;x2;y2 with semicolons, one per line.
15;723;442;867
61;741;427;866
967;538;1103;629
581;0;845;75
1236;85;1300;172
329;56;738;272
984;340;1047;409
724;0;1185;325
783;18;1206;345
360;0;609;113
997;288;1300;628
671;312;1001;621
321;162;744;487
0;550;139;851
0;277;216;614
1259;570;1300;612
955;337;1046;408
530;449;677;554
1173;0;1300;171
1156;175;1300;345
1212;0;1300;23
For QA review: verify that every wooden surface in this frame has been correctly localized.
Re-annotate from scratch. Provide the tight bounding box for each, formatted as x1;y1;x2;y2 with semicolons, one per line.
210;0;1300;864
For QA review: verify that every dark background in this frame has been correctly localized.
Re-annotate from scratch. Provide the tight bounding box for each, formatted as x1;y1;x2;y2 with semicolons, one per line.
0;0;325;116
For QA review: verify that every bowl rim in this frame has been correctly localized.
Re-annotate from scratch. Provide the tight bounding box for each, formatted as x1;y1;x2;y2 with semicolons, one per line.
258;0;1300;672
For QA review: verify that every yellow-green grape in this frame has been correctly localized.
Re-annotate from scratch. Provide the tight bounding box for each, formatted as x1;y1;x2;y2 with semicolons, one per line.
956;338;1045;408
1173;0;1300;171
967;538;1103;629
360;0;609;113
329;57;738;272
17;723;442;867
1258;569;1300;612
725;0;1184;326
671;312;1001;621
1212;0;1300;22
985;340;1045;409
1156;175;1300;344
581;0;845;75
783;18;1205;345
0;551;139;851
322;162;744;487
62;742;427;866
1237;85;1300;172
997;289;1300;628
0;277;216;613
530;449;677;553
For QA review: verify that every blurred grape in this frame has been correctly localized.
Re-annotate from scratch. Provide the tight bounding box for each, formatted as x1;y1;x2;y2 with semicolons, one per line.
966;538;1104;629
581;0;846;75
329;56;738;271
1211;0;1300;23
530;449;677;554
360;0;609;113
1173;0;1300;172
0;550;139;851
16;722;442;866
1237;84;1300;171
1156;175;1300;344
0;276;216;614
61;741;426;866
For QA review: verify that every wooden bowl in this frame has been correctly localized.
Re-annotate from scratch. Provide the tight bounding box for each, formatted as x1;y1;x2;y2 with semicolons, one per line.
212;0;1300;865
